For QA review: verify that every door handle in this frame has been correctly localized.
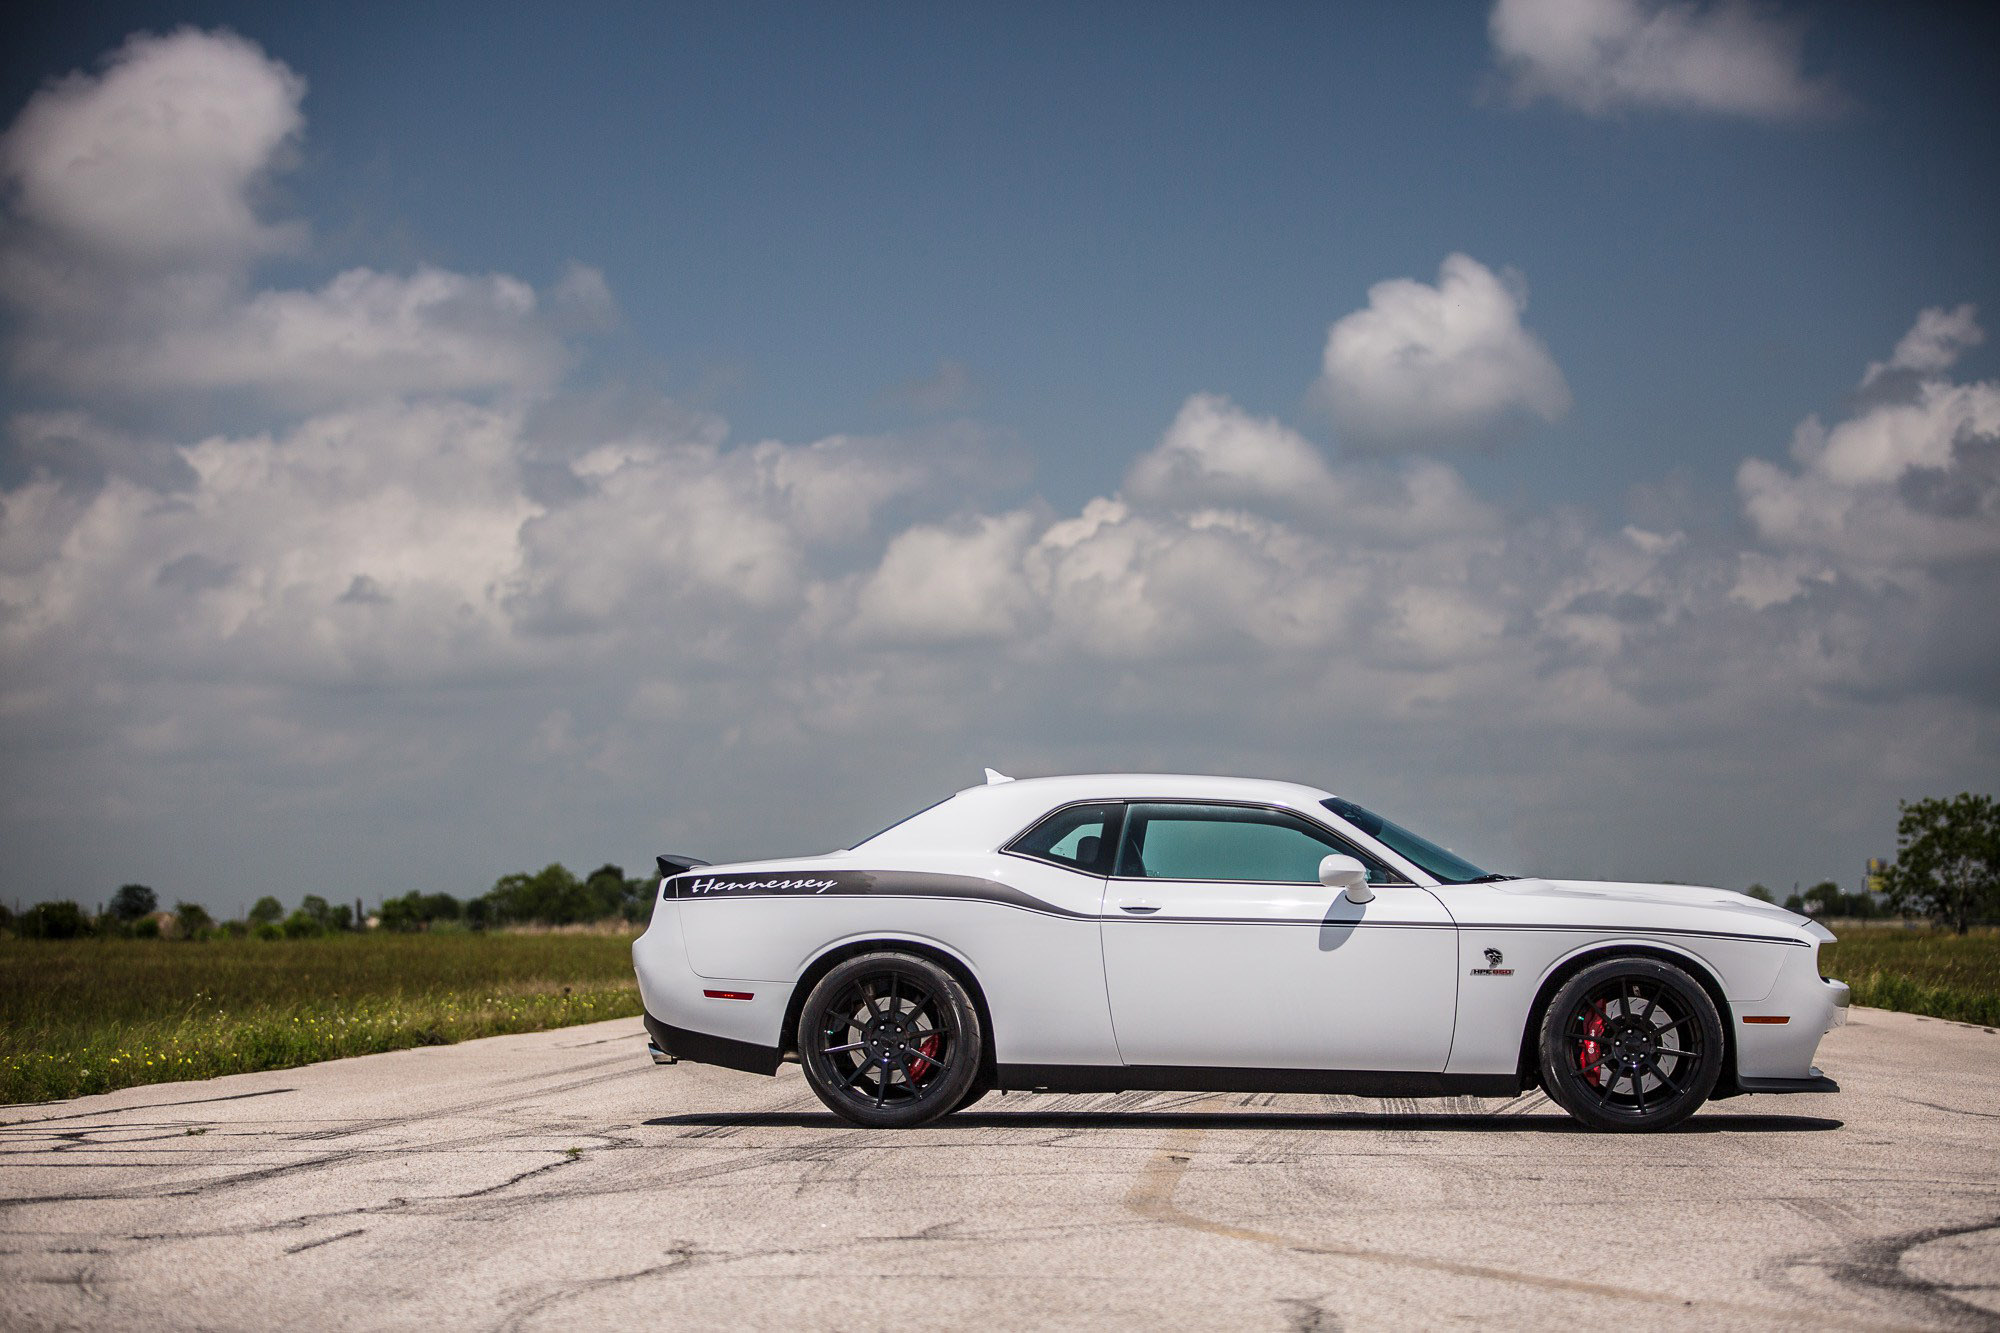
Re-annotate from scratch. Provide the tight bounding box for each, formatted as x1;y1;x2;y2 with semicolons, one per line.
1118;901;1161;914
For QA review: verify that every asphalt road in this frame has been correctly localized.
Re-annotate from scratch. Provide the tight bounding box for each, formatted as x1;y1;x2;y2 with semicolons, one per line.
4;1007;1997;1331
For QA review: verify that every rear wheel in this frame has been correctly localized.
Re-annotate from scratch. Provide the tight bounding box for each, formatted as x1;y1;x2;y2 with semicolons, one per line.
798;952;982;1128
1537;957;1723;1132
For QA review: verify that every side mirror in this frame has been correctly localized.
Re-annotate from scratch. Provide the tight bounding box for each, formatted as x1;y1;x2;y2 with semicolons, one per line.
1319;854;1373;903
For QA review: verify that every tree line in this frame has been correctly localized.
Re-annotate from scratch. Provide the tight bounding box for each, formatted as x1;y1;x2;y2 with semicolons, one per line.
2;862;654;940
4;792;1995;940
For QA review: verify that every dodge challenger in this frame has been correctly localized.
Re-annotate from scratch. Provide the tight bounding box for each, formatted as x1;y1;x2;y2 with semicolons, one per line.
633;772;1848;1131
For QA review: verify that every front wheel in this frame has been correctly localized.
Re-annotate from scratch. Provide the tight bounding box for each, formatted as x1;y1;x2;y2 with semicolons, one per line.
1537;957;1724;1132
798;952;983;1128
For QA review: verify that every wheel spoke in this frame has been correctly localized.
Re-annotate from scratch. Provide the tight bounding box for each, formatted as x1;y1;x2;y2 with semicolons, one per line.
873;1057;891;1106
1653;1013;1696;1034
1642;1055;1688;1096
840;1058;873;1091
822;1041;867;1055
1630;1065;1648;1112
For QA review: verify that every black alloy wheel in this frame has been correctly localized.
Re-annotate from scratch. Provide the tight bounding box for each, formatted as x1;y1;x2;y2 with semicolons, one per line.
1537;956;1724;1132
798;952;983;1128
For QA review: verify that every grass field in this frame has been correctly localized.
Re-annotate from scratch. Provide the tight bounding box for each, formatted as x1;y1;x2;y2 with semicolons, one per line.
1;933;641;1105
3;923;1994;1107
1820;925;2000;1028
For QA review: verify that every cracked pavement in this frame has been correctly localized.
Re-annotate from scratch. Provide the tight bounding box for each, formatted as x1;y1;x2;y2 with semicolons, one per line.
3;1007;1996;1330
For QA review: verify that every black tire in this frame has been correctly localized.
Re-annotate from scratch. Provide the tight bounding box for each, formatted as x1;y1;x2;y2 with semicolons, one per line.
1537;956;1723;1132
948;1078;993;1115
798;952;983;1128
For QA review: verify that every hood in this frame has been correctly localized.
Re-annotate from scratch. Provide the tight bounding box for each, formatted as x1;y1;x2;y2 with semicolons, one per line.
1510;877;1834;941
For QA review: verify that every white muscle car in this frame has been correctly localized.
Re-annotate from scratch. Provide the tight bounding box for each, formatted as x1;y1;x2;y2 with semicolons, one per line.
633;772;1848;1131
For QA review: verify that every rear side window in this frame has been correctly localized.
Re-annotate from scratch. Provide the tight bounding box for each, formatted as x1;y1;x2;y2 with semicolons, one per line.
1115;802;1405;885
1005;803;1121;875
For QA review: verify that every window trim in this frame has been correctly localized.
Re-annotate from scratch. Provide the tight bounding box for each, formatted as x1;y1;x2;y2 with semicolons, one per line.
1107;799;1417;887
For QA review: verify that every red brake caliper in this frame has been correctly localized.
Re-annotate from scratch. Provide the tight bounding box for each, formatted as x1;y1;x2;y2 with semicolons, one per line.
1580;1002;1608;1087
907;1034;940;1080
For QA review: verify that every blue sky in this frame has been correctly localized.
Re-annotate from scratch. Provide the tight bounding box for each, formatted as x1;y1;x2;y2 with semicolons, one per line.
2;2;1996;913
10;2;1995;504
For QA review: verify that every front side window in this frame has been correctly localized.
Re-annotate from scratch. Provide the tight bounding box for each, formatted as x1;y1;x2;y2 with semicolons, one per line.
1114;803;1404;885
1320;797;1495;884
1005;802;1120;875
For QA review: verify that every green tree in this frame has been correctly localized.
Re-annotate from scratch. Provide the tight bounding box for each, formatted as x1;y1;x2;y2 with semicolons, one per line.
110;883;158;923
584;864;642;920
247;896;285;927
173;902;215;938
282;909;324;938
485;864;590;925
1744;884;1775;903
1885;793;1999;934
376;891;462;931
1802;881;1842;917
21;901;89;939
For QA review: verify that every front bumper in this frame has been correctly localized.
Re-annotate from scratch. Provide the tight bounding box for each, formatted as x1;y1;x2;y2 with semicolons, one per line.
1824;976;1850;1029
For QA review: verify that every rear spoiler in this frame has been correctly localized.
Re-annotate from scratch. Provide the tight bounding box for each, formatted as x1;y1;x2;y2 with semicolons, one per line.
656;853;711;878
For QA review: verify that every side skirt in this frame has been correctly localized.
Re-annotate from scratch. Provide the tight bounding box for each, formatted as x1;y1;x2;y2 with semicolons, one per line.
993;1064;1522;1098
644;1012;780;1077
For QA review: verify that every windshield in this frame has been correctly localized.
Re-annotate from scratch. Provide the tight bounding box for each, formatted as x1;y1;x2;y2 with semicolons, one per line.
1320;797;1497;884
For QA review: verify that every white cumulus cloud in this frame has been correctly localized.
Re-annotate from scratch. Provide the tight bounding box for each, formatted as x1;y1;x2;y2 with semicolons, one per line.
0;28;305;269
1488;0;1845;119
1316;254;1570;445
0;30;574;409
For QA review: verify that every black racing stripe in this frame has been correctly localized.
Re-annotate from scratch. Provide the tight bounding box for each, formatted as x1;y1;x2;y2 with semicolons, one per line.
671;870;1096;920
671;872;1807;944
1451;922;1807;947
1107;916;1452;928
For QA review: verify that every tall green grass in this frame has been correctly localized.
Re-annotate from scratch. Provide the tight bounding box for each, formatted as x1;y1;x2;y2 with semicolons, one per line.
5;923;1993;1107
1819;926;2000;1027
1;933;642;1105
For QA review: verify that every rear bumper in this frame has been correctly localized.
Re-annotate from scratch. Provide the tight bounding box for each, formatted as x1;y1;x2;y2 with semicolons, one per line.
642;1010;781;1077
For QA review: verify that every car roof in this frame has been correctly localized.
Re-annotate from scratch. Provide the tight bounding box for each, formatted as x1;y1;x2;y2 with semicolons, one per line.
855;772;1340;853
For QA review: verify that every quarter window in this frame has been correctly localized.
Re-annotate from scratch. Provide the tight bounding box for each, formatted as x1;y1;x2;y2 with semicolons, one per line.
1115;803;1404;885
1005;803;1120;875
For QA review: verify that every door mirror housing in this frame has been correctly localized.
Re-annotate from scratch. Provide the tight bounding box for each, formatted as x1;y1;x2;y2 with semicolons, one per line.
1319;854;1373;903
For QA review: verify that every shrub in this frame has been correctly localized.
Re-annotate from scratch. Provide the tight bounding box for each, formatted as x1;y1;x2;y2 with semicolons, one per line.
20;901;89;940
174;902;215;938
253;922;283;941
247;896;285;927
133;916;162;938
281;910;324;938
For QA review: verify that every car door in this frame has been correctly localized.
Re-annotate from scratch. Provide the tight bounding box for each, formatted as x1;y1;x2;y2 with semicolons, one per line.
1099;801;1458;1072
